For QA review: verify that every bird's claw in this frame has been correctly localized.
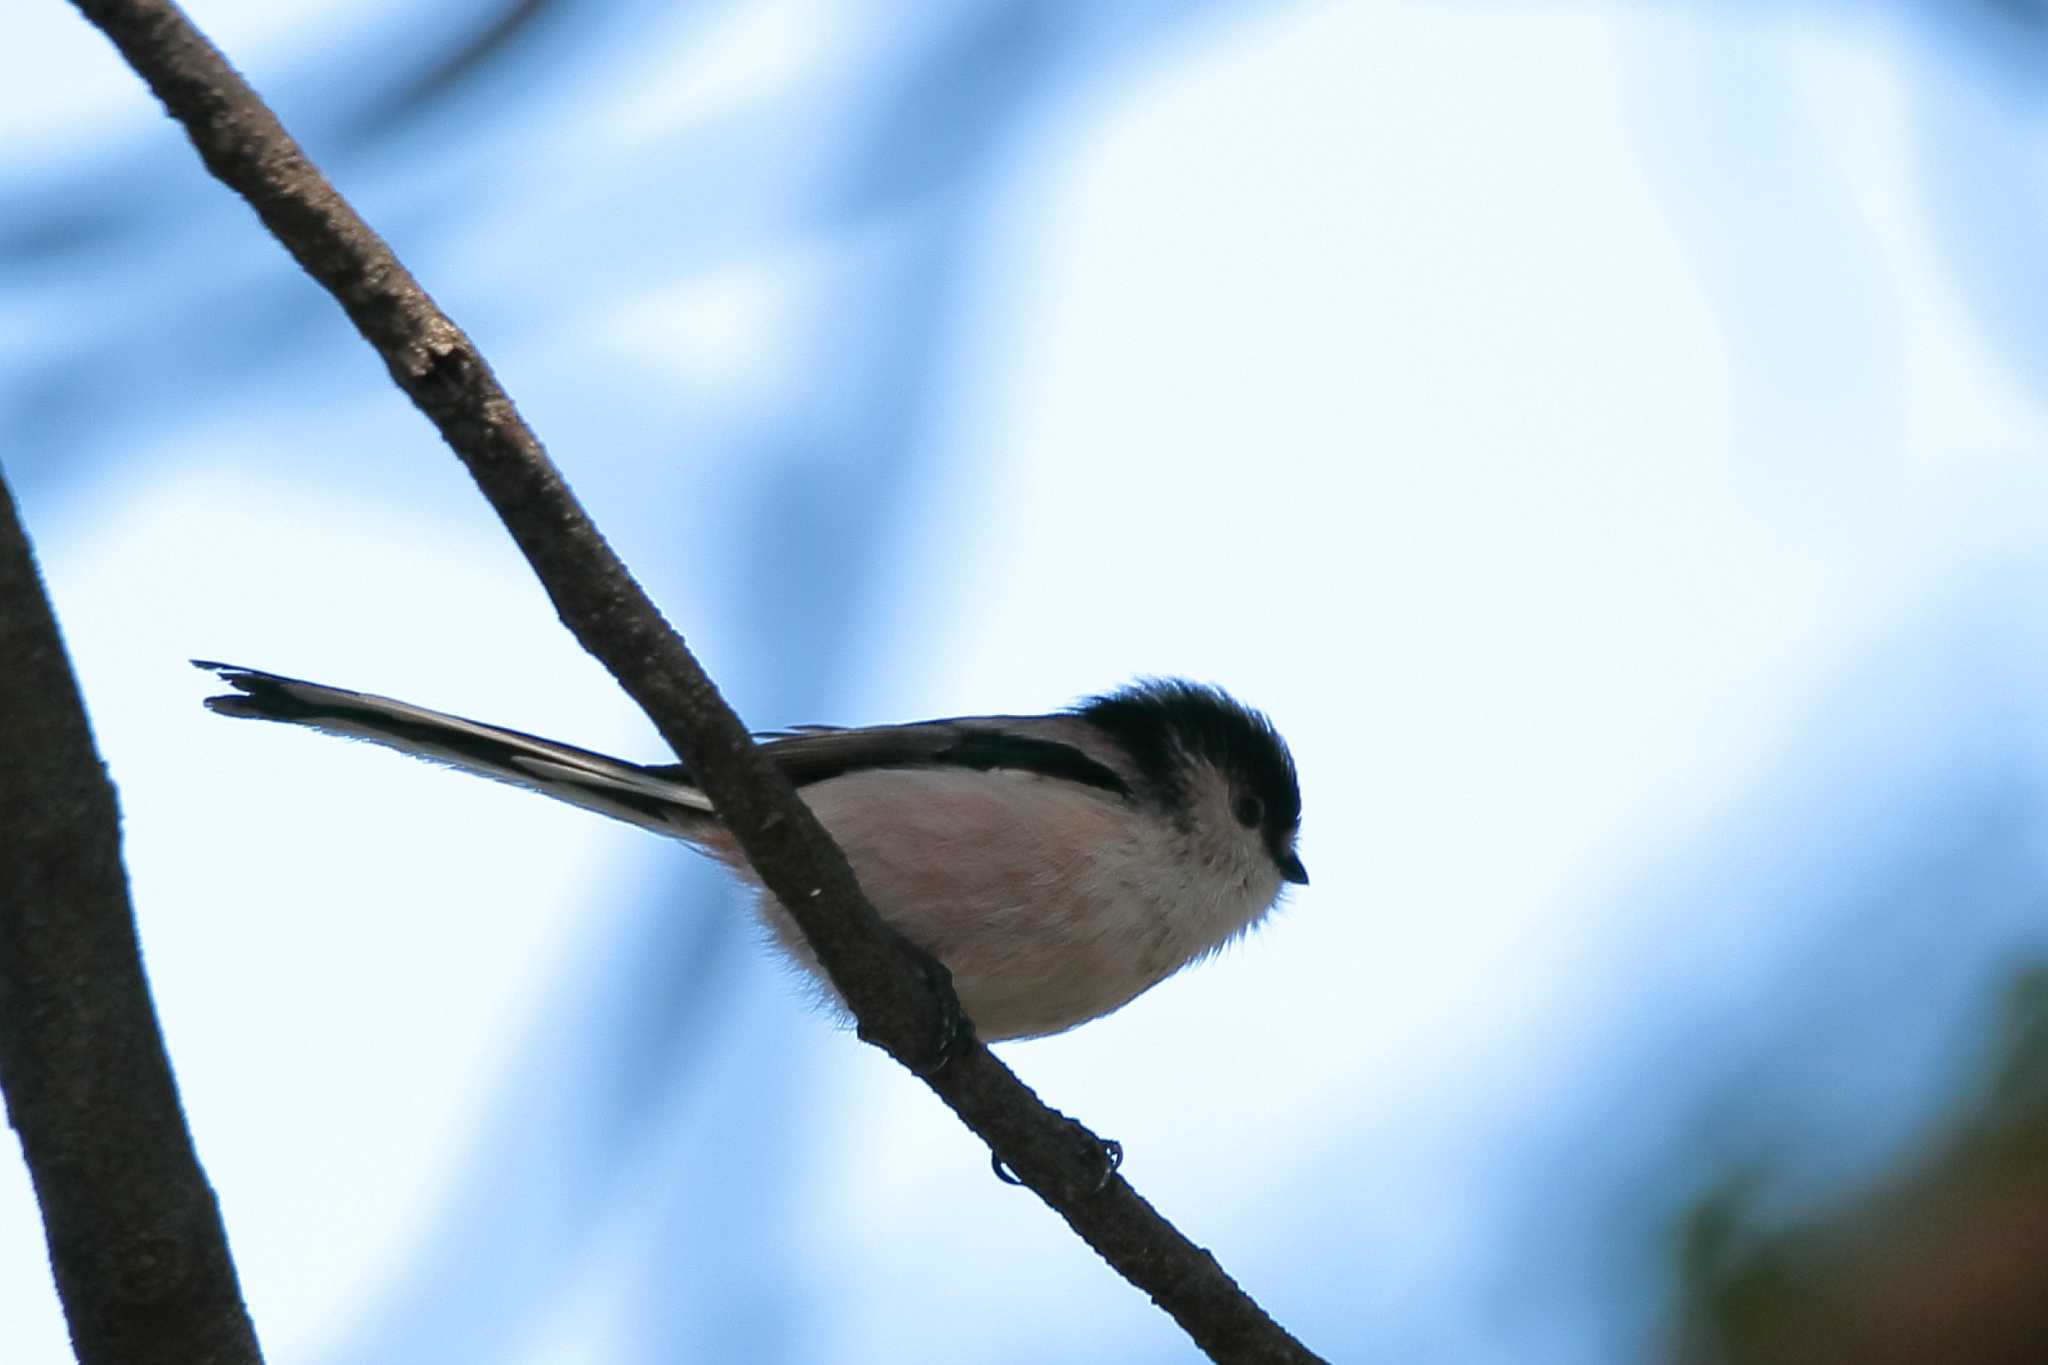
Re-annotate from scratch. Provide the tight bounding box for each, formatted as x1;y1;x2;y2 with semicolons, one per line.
991;1131;1123;1193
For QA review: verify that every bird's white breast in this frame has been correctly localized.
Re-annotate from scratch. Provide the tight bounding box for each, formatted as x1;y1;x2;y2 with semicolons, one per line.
720;766;1280;1040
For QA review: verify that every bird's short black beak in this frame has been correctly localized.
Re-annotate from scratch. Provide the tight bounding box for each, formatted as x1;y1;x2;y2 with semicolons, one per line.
1279;851;1309;886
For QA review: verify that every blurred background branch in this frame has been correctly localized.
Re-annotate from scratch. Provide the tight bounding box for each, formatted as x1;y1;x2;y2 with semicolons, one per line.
0;466;263;1365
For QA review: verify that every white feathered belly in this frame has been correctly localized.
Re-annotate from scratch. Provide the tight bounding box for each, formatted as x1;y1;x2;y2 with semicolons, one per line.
711;767;1275;1041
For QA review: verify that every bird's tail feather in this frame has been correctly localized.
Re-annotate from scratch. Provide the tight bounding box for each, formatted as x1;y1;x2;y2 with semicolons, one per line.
195;661;716;839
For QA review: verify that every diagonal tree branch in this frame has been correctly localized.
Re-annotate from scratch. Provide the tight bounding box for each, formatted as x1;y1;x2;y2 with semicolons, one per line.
0;471;265;1365
62;2;1327;1360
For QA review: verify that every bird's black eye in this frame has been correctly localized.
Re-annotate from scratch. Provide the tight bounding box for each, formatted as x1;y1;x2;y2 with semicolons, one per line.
1232;792;1265;829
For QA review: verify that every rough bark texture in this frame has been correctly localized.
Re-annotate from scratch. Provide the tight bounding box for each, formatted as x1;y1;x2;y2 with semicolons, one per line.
0;471;265;1365
56;2;1328;1359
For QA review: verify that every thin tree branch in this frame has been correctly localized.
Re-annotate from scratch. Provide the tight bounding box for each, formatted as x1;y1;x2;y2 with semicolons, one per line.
0;470;265;1365
62;2;1327;1360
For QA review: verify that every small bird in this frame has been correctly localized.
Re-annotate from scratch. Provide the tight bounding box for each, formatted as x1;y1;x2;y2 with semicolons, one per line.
196;662;1307;1041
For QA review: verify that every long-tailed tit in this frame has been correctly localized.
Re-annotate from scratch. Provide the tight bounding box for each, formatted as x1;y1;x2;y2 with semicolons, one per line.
196;662;1307;1041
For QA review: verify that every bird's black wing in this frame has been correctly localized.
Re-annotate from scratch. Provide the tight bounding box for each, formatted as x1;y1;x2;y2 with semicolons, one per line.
648;720;1134;799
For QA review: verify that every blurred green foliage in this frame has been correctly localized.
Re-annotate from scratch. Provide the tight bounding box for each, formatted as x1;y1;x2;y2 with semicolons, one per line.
1671;965;2048;1364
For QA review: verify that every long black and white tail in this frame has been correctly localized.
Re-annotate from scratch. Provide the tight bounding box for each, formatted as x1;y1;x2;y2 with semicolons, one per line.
196;661;717;839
